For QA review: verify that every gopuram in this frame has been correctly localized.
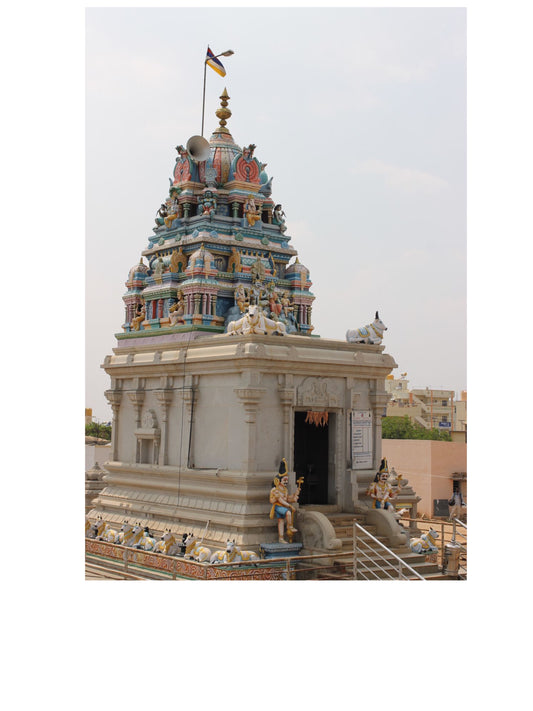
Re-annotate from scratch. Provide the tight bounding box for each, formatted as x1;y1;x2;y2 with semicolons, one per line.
88;90;402;555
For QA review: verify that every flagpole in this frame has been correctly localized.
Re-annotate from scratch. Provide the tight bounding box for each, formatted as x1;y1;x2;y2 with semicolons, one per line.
201;48;234;137
201;59;207;137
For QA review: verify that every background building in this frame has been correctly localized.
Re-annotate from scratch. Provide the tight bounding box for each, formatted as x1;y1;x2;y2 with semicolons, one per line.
385;374;467;438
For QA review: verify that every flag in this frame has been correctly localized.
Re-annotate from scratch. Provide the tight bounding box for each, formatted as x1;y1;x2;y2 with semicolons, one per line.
206;46;226;77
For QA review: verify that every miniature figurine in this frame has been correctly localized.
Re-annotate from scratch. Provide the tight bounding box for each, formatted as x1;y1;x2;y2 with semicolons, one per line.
367;458;397;511
234;284;248;313
244;195;261;227
273;204;287;232
132;303;146;331
228;246;242;274
199;190;217;217
269;459;303;543
169;291;185;326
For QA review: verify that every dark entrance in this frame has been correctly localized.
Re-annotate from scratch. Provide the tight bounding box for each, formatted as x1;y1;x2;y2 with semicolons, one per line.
293;411;329;505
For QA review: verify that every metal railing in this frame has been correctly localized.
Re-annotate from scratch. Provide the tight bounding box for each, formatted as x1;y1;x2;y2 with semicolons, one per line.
352;522;426;581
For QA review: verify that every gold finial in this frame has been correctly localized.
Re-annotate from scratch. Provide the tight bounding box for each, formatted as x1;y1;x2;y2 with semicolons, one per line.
215;88;232;133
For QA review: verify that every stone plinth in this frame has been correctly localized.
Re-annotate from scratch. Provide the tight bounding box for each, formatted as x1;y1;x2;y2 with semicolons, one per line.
260;542;303;559
90;332;396;550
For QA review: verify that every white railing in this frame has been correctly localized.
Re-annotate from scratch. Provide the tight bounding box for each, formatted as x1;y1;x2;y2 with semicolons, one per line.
352;522;426;581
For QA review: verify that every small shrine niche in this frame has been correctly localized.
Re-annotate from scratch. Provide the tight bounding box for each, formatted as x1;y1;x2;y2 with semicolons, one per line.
134;409;161;464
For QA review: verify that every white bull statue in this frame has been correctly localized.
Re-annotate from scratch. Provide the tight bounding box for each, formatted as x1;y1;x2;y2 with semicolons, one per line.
210;540;260;564
226;304;286;336
410;527;439;554
346;311;387;345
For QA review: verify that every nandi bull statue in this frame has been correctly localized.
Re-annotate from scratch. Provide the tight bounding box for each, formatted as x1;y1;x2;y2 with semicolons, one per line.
346;311;387;345
210;540;260;564
183;532;212;562
226;303;286;336
410;527;439;554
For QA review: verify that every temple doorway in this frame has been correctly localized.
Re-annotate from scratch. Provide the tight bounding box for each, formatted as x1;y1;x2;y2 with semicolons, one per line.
293;411;331;505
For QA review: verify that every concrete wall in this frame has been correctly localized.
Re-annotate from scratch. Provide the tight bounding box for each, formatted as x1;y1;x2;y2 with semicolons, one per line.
381;439;467;517
85;443;112;471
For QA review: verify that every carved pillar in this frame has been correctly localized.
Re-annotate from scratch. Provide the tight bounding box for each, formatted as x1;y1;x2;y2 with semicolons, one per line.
104;389;122;461
181;378;198;468
235;387;265;473
156;389;174;466
369;388;390;471
278;387;295;464
127;389;145;463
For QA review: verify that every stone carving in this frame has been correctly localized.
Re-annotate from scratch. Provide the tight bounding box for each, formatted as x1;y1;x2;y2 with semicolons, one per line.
142;409;159;429
297;378;341;408
346;311;387;345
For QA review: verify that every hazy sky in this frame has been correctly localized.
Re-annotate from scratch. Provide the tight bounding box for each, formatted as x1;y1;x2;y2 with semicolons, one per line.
86;6;466;421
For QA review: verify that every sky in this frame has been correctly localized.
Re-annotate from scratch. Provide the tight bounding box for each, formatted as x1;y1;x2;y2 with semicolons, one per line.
86;6;467;421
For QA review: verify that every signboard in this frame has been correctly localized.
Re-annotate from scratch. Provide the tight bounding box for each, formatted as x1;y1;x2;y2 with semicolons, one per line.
439;422;452;429
351;410;373;469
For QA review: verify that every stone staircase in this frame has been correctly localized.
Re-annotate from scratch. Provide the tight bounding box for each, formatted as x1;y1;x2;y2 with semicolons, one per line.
300;506;456;580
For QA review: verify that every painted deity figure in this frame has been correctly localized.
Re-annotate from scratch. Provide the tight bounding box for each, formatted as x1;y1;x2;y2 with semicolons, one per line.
199;190;217;217
268;284;282;318
132;303;145;331
269;459;301;543
164;191;180;229
367;458;397;511
169;291;185;326
273;204;287;232
244;195;261;227
155;201;169;228
228;246;242;274
234;284;248;313
153;255;165;284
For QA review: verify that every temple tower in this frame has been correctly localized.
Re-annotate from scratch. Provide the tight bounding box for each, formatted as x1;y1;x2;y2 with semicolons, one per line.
89;95;397;551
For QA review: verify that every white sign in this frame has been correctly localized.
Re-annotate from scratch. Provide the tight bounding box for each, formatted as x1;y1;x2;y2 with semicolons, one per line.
351;410;373;469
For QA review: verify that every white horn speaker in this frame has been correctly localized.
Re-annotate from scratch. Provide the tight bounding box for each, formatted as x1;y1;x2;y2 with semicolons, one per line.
186;135;211;162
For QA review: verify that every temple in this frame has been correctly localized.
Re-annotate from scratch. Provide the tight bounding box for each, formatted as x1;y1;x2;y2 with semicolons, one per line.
89;91;404;555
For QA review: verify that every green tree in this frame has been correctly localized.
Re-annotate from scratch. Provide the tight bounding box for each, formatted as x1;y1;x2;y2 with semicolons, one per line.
85;422;112;440
382;416;451;441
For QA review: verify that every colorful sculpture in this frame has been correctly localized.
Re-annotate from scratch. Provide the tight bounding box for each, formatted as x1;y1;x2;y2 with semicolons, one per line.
183;533;212;562
367;458;397;511
133;525;158;551
153;530;181;556
346;312;388;345
269;459;303;543
169;291;185;326
170;247;187;274
227;246;242;274
409;528;439;554
199;189;217;217
244;195;261;227
131;303;145;331
234;284;248;313
273;204;287;232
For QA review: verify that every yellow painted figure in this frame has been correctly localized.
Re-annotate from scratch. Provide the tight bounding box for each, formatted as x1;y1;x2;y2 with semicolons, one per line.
367;458;397;510
269;458;301;543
